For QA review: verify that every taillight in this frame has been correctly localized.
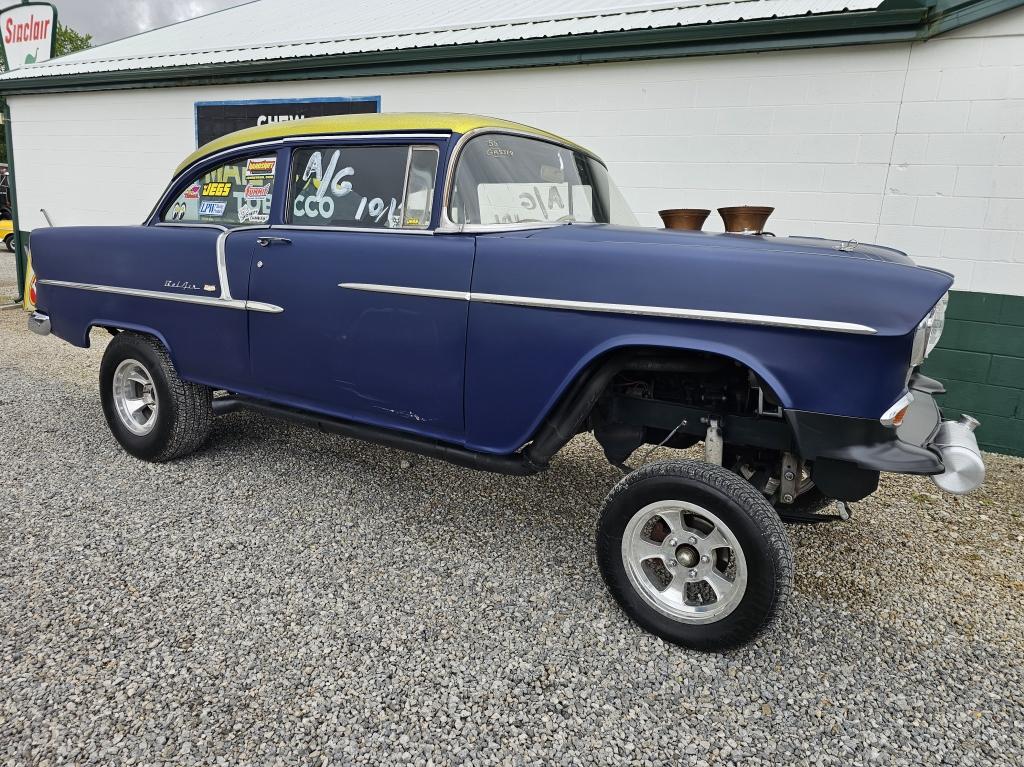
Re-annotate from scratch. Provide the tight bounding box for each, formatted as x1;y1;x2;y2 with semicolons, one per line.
29;274;37;305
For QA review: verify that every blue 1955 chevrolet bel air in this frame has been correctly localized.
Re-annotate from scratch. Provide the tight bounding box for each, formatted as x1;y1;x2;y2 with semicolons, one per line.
28;113;983;650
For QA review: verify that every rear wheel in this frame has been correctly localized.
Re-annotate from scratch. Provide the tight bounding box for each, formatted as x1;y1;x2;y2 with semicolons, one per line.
4;234;13;252
99;332;212;461
597;460;793;651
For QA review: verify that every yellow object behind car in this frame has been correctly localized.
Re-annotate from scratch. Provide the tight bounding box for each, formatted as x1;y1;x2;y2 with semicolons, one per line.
23;248;36;311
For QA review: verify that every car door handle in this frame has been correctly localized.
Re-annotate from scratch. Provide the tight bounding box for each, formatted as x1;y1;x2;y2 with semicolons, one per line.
256;236;292;247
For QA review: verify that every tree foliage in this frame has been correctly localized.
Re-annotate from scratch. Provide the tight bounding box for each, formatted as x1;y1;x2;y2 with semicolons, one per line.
54;22;92;58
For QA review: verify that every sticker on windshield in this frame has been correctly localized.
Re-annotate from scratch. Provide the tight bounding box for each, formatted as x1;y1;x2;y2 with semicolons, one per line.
485;139;514;158
201;182;232;197
246;157;276;178
183;184;200;200
199;201;226;216
238;206;269;224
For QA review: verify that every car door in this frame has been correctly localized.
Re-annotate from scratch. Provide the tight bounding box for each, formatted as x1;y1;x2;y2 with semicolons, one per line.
245;140;475;443
141;148;280;391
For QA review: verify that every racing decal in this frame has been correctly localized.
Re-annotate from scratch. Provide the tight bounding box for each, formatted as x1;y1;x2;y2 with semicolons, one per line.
246;157;276;178
169;201;188;221
238;206;269;224
183;184;201;200
244;185;271;199
199;200;226;216
201;181;232;197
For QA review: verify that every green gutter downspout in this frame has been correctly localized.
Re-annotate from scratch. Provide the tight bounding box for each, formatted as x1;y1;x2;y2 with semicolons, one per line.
2;98;24;304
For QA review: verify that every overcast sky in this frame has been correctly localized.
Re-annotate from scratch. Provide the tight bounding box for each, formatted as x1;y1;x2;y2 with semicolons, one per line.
55;0;252;46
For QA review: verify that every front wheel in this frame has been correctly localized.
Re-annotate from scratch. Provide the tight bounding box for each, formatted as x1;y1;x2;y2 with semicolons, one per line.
99;332;213;461
597;460;793;651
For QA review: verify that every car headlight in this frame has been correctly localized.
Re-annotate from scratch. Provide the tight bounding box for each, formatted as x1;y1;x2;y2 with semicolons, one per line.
911;293;948;367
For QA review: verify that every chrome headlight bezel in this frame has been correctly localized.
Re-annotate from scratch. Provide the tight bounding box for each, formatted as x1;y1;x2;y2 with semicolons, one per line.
911;293;948;367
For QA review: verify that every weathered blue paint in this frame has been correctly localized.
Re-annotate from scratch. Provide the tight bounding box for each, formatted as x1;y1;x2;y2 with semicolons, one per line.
30;128;953;457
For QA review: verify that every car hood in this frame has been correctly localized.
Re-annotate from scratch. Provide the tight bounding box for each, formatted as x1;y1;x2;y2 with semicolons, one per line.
515;224;916;266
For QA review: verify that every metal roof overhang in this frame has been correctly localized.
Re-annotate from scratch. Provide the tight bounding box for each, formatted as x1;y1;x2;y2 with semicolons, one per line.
0;0;1019;95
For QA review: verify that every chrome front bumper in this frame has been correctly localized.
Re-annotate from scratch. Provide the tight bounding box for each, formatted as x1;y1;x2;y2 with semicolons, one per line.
27;311;51;336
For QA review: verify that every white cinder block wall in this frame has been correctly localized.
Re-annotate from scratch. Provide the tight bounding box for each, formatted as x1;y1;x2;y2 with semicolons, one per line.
9;7;1024;295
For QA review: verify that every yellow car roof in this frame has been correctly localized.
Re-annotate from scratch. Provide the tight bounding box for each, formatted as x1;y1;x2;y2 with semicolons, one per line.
175;112;590;175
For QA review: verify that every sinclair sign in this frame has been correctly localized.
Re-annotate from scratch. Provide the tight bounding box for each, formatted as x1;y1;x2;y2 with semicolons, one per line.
0;2;56;71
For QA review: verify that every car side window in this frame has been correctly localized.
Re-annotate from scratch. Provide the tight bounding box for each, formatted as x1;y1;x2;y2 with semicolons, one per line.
161;153;277;227
288;144;438;229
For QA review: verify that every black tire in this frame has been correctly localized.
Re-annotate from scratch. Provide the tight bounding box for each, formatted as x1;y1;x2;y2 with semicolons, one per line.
99;332;212;462
3;234;13;252
597;460;793;651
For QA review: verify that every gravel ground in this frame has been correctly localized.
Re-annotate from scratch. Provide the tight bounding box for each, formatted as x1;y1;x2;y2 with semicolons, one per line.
1;251;1023;766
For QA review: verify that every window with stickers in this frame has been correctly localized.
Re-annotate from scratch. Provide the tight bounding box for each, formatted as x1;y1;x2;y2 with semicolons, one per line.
288;145;438;229
162;153;277;227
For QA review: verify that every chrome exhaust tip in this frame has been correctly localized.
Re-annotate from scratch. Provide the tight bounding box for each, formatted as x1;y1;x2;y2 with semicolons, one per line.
930;415;985;495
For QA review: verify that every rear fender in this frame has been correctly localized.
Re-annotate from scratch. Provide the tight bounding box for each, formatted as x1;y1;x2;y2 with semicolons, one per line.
85;320;176;366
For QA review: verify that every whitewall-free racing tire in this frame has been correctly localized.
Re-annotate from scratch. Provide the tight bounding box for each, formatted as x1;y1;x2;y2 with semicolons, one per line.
99;332;213;462
597;460;793;651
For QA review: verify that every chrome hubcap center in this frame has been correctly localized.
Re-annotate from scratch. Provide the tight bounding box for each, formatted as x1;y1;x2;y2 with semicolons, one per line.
675;544;699;568
112;358;159;436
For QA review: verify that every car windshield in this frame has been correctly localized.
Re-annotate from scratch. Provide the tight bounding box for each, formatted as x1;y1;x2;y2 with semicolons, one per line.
449;134;637;227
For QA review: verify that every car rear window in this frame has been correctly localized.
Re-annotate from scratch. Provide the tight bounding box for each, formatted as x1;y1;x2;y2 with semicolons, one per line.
162;153;276;227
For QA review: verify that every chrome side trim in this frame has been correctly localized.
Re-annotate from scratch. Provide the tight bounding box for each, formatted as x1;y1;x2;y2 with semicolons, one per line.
39;279;283;314
216;226;271;301
339;282;469;301
338;282;877;335
273;224;434;236
28;311;51;336
216;230;233;301
474;294;877;333
154;222;229;232
288;132;449;144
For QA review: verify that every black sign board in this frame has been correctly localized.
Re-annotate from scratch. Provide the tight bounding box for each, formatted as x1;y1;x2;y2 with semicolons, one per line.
194;96;380;146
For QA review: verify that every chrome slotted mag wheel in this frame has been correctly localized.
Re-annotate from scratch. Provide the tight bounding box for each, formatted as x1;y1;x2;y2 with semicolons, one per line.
111;358;159;436
621;499;748;624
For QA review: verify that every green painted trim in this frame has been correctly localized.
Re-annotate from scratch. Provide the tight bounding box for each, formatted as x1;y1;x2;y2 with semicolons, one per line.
926;0;1024;35
922;290;1024;457
0;8;930;95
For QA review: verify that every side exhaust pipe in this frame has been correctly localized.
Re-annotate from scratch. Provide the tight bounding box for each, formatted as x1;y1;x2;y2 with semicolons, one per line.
930;415;985;495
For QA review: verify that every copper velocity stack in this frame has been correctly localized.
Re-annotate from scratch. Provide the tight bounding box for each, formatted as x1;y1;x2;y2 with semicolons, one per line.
658;208;711;231
718;206;774;234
